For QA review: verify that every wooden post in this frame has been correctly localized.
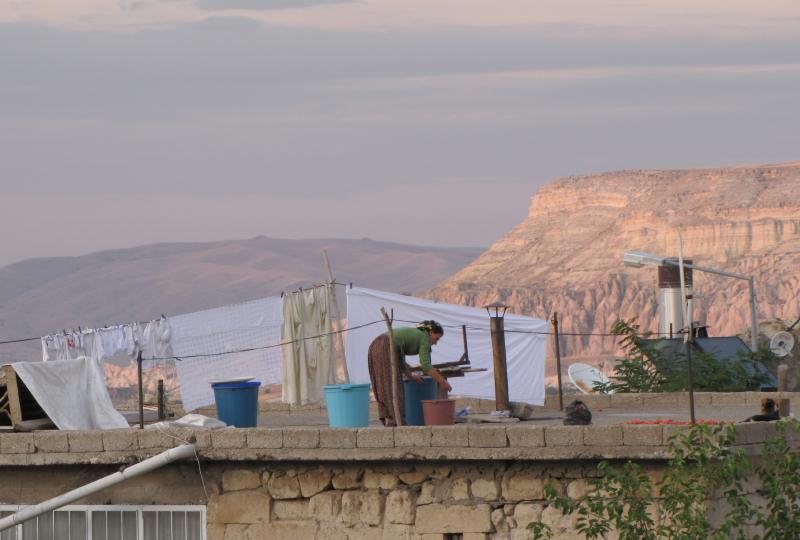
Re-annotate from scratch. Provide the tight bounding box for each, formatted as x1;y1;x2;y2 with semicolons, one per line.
551;312;564;411
323;250;350;383
2;365;23;426
778;364;788;392
380;308;403;426
137;351;144;429
157;379;166;420
489;315;510;412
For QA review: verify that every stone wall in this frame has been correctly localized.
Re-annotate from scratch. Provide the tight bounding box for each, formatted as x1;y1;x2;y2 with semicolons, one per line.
205;460;636;540
0;459;660;540
0;418;784;539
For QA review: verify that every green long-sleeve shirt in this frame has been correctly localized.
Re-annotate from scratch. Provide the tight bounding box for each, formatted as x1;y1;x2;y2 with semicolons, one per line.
389;327;433;374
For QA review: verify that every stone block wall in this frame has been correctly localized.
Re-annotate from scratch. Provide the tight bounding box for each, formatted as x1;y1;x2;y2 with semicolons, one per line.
203;460;661;540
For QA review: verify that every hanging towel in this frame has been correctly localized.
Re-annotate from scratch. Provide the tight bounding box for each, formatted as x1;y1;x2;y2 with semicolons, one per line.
282;286;336;405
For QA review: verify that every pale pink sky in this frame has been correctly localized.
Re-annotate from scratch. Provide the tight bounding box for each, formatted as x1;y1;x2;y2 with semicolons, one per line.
1;1;799;265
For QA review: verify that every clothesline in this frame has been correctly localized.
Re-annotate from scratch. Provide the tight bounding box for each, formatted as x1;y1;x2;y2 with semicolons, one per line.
145;319;386;363
0;321;683;347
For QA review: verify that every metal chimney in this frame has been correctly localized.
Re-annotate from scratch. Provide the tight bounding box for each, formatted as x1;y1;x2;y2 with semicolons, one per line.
658;258;692;338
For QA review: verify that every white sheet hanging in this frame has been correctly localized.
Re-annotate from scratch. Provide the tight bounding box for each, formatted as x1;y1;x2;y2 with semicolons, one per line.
345;286;549;405
281;287;337;405
170;296;284;411
12;356;129;430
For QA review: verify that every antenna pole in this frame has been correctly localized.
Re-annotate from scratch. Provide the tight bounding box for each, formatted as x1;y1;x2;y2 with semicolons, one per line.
677;233;696;425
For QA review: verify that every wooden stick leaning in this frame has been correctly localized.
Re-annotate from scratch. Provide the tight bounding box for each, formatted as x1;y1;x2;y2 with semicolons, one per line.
380;307;404;426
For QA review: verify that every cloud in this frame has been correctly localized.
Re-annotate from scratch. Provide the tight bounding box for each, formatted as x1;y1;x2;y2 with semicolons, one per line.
193;0;355;11
1;18;799;266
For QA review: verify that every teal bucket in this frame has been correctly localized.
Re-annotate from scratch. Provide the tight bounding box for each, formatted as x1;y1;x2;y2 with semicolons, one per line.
404;376;438;426
324;383;371;428
212;380;261;427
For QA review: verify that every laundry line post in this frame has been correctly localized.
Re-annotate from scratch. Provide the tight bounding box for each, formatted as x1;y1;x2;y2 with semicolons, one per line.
137;350;144;430
551;312;564;412
380;308;403;427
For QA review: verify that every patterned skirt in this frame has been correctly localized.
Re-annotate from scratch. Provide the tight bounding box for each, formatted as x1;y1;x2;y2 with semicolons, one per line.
367;334;405;427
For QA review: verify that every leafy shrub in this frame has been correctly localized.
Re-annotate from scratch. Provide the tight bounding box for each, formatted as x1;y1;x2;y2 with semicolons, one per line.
528;420;800;540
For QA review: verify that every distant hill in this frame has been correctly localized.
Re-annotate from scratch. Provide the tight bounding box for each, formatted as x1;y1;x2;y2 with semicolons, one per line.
429;162;800;357
0;236;483;362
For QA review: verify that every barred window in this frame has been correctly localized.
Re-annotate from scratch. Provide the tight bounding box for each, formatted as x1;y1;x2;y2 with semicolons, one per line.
0;506;205;540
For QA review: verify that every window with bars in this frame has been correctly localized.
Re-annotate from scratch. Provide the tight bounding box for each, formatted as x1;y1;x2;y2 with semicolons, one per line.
0;506;205;540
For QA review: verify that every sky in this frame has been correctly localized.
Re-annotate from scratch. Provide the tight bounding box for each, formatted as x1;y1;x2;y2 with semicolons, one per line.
1;1;799;266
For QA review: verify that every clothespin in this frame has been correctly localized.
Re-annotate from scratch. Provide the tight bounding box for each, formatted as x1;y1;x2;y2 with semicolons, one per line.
161;314;167;320
349;282;353;289
280;291;284;298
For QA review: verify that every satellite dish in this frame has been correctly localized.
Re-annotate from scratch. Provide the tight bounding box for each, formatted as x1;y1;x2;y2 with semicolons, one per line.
770;332;796;358
568;363;612;394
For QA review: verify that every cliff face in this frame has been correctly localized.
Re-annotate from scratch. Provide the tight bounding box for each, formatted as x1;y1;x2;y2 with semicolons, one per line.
430;163;800;357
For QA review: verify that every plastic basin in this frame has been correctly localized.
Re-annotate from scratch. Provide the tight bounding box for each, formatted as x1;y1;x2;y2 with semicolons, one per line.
422;399;456;426
403;377;438;426
211;380;261;427
324;383;371;428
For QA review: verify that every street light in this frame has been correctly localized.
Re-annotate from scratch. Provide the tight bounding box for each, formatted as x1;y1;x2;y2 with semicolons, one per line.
623;250;759;351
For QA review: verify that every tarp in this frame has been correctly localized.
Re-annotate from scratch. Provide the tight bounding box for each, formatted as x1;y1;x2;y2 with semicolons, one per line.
170;296;284;411
345;287;549;405
12;357;129;430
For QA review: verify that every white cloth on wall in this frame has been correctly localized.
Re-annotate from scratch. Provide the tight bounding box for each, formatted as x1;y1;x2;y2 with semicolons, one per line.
282;287;337;405
12;356;129;430
170;297;284;411
345;286;549;405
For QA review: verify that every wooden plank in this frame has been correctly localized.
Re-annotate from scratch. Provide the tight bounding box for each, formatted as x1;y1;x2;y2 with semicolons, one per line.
2;365;23;426
14;417;56;432
455;414;520;424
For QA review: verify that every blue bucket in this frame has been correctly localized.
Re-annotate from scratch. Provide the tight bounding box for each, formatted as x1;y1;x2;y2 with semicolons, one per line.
323;383;371;428
404;376;438;426
212;380;261;427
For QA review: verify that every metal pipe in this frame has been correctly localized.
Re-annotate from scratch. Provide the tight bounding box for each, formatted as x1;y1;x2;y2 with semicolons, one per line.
0;444;196;533
677;241;696;425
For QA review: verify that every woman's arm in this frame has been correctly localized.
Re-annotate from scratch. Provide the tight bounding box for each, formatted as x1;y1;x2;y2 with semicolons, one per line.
426;367;451;392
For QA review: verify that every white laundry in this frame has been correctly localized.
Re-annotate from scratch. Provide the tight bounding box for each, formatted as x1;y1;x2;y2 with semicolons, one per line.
134;318;173;360
41;331;89;362
282;287;337;405
345;286;549;405
170;296;284;411
98;325;132;358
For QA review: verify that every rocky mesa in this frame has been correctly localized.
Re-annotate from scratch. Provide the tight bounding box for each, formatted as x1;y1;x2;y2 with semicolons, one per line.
429;162;800;357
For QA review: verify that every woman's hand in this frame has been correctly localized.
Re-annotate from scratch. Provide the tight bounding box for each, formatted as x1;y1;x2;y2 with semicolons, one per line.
428;367;451;392
407;374;425;384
